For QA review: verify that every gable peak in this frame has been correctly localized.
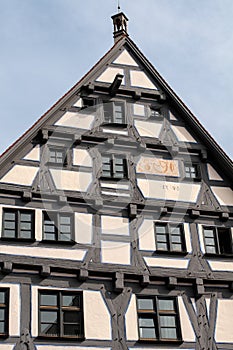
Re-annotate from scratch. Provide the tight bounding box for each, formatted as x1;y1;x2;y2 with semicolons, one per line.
111;11;129;43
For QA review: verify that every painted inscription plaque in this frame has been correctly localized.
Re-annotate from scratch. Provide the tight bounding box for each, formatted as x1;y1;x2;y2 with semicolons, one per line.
136;157;179;177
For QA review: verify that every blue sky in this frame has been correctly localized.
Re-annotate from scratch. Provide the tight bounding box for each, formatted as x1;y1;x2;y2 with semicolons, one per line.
0;0;232;158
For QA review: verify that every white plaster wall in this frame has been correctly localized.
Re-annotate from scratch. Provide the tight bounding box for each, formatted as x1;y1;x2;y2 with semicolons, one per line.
36;343;111;350
169;111;178;121
0;165;38;186
102;127;128;136
73;98;82;107
101;216;129;236
172;126;197;143
197;224;206;254
208;260;233;272
101;241;131;265
207;164;223;181
23;145;40;161
130;70;157;90
178;296;196;342
211;186;233;206
215;299;233;342
96;67;125;84
113;49;138;66
144;257;189;269
137;179;201;203
0;346;14;350
134;120;162;138
133;104;145;116
37;347;110;350
100;182;129;190
73;149;92;167
138;219;155;251
75;212;93;244
50;169;92;192
184;223;192;253
125;294;139;341
84;291;112;340
0;245;86;261
0;283;20;337
35;209;43;241
55;111;95;130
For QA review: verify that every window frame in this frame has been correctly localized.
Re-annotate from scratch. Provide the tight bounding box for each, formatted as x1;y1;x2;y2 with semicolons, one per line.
0;288;9;338
184;163;200;181
154;222;186;254
137;296;182;343
47;147;67;166
203;226;233;256
43;212;74;244
103;101;126;125
101;154;128;180
2;208;35;241
38;290;84;339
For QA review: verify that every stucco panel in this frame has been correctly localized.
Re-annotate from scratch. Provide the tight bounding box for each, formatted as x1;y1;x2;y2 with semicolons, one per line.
0;165;38;186
23;145;40;161
50;169;92;192
101;216;129;236
73;149;92;167
134;120;162;138
75;212;93;244
125;294;139;341
55;111;95;130
215;299;233;342
113;49;138;66
84;291;112;340
101;241;131;265
130;70;157;89
138;219;156;251
178;296;196;342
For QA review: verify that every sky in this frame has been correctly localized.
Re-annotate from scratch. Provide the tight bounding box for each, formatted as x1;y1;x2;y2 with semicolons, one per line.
0;0;232;159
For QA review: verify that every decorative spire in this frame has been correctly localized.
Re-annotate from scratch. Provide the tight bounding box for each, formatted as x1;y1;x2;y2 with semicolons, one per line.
111;11;129;42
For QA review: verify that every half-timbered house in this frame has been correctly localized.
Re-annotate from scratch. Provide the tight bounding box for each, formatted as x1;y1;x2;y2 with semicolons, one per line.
0;11;233;350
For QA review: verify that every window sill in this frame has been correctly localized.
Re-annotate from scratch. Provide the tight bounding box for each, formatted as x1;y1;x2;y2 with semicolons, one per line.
38;335;85;341
154;250;188;256
204;253;233;258
101;123;127;128
41;240;75;246
100;176;128;182
138;338;182;344
1;237;35;243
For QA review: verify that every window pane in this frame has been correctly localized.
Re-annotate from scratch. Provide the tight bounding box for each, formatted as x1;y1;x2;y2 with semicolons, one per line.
140;327;156;339
158;299;175;311
171;243;182;251
41;311;58;323
0;309;5;321
40;323;58;336
41;294;58;306
4;212;15;220
0;321;5;333
60;216;71;225
155;225;166;234
171;235;181;243
156;234;167;242
20;230;32;239
60;225;71;234
20;213;32;222
160;315;176;327
206;246;216;254
0;292;5;304
139;317;155;327
204;229;214;238
64;324;81;336
137;298;154;310
44;233;56;241
4;222;15;230
160;327;177;339
62;295;81;307
157;242;168;250
63;311;80;323
205;238;215;245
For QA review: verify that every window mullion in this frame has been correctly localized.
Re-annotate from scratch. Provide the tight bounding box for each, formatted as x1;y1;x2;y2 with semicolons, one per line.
56;214;60;241
17;210;20;239
154;297;160;340
215;228;220;254
167;225;171;251
59;292;63;337
111;157;115;177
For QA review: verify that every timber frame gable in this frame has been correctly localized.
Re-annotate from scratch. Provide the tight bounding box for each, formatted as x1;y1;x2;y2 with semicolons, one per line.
0;10;233;350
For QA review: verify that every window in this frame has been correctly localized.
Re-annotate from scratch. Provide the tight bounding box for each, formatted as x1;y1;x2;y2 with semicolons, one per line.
2;209;34;240
103;102;125;124
150;105;161;118
49;148;66;165
184;163;200;180
43;212;73;242
0;289;9;337
203;226;232;255
154;223;186;253
39;290;84;338
102;155;127;179
137;296;181;341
